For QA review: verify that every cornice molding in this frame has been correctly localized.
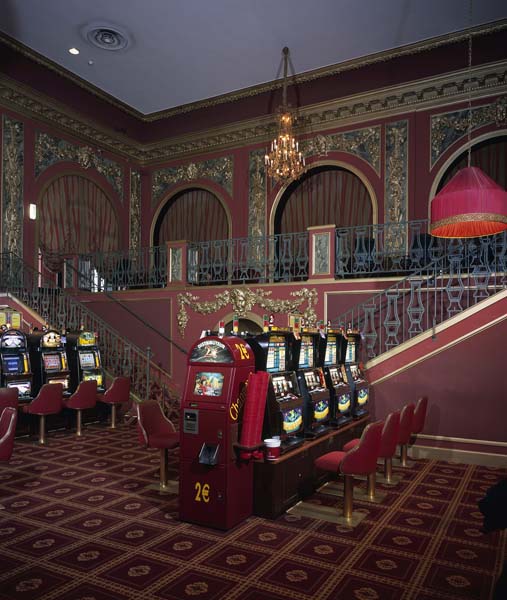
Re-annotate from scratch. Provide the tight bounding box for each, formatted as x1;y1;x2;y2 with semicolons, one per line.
0;61;506;167
2;21;505;120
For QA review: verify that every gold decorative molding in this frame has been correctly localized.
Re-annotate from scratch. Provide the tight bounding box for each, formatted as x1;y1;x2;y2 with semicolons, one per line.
431;96;507;166
34;131;124;200
129;170;141;250
248;151;266;240
1;116;24;256
177;287;318;337
152;157;233;207
384;120;408;254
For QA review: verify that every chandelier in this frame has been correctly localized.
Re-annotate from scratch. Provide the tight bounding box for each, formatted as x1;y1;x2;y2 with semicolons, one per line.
265;47;305;184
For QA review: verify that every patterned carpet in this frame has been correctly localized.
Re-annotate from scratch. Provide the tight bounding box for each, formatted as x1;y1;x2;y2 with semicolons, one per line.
0;423;505;600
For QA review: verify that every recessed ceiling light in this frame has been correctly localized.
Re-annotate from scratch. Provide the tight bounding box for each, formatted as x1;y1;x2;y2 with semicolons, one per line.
69;47;80;55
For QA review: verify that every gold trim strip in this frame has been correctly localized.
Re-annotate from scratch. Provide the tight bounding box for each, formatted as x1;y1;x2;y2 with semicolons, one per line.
431;213;507;230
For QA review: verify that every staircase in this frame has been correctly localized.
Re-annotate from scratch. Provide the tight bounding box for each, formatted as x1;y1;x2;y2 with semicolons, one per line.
0;253;181;423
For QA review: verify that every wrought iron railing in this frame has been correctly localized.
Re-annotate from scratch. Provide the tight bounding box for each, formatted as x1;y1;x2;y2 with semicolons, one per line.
331;232;507;359
0;253;181;423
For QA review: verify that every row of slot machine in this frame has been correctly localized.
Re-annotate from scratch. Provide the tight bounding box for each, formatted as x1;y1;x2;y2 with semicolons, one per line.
245;327;369;453
0;326;105;401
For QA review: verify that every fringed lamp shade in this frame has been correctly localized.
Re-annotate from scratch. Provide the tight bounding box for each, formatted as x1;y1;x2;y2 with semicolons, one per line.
430;167;507;238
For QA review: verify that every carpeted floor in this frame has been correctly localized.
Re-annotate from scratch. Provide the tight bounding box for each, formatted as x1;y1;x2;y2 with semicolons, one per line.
0;423;505;600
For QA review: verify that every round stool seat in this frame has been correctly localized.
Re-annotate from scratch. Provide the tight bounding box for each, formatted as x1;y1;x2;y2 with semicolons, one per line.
315;451;346;472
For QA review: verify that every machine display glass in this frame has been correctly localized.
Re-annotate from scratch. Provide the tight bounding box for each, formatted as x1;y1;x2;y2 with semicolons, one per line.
193;372;225;396
78;331;96;346
266;336;286;373
43;353;62;371
7;380;31;395
79;352;96;369
48;378;69;389
42;331;62;348
190;340;233;363
83;372;103;386
324;334;337;366
281;406;303;435
1;332;24;349
2;354;22;373
345;340;356;363
298;335;314;369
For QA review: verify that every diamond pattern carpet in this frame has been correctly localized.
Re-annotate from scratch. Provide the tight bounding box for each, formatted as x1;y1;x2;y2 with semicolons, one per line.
0;423;505;600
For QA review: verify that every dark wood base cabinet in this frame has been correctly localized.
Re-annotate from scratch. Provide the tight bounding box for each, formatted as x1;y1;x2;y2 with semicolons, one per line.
253;416;368;519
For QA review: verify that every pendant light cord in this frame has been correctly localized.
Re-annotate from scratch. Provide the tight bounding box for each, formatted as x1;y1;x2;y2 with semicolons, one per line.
466;0;473;168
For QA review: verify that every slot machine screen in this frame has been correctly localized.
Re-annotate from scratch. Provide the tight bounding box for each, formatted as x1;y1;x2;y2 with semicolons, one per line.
314;398;330;423
7;380;31;396
43;353;62;371
281;406;303;435
83;372;103;387
345;339;357;364
324;334;337;366
298;335;314;369
329;367;340;385
48;378;69;389
79;352;96;369
266;336;286;373
193;372;225;397
2;354;22;373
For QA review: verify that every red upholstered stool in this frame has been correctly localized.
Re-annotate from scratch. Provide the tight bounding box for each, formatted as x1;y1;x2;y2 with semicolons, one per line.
398;403;415;467
22;383;64;445
412;396;428;441
0;387;19;412
0;407;18;461
97;376;130;429
315;421;383;524
65;380;97;436
136;400;179;492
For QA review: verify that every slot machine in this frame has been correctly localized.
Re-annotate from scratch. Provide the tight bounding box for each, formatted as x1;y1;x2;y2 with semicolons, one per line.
323;329;353;426
179;335;255;530
66;331;105;393
0;328;33;401
246;330;305;451
296;331;331;437
345;331;369;418
27;329;71;396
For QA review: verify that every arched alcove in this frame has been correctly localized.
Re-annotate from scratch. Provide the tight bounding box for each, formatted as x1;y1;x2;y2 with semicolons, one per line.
154;187;229;245
274;165;374;234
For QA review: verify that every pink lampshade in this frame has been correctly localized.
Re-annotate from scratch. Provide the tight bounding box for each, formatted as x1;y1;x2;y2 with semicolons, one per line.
430;166;507;238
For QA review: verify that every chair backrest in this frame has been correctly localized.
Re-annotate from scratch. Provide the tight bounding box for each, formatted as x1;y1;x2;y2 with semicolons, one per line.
104;376;131;403
28;383;64;415
398;403;415;444
412;396;428;435
379;410;400;459
0;387;19;411
136;400;176;447
340;420;383;475
0;406;18;461
67;379;98;410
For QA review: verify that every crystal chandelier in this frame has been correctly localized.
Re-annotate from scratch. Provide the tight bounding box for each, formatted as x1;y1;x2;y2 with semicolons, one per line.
265;47;305;184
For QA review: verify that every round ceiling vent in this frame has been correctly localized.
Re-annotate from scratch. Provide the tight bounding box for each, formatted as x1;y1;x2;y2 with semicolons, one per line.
82;23;131;51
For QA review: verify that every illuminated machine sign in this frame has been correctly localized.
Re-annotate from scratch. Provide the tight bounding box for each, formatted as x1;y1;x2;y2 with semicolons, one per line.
2;355;22;373
190;340;233;364
281;406;303;434
298;335;314;369
324;334;337;366
7;381;31;395
78;331;96;346
266;336;286;372
42;331;62;348
1;330;24;349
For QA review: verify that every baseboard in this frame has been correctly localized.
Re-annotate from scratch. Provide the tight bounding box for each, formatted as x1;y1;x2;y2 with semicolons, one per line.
411;444;507;468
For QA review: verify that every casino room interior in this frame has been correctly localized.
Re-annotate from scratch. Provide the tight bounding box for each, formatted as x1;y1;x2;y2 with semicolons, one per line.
0;1;507;599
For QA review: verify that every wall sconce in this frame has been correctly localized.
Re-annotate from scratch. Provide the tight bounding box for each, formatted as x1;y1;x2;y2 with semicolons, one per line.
29;204;37;220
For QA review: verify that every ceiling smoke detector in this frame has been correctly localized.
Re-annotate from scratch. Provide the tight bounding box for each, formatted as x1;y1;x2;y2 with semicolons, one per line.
82;23;131;51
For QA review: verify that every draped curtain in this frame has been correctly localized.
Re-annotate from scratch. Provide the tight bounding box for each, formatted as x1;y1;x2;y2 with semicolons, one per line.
439;136;507;190
39;175;120;255
278;168;373;234
156;188;228;244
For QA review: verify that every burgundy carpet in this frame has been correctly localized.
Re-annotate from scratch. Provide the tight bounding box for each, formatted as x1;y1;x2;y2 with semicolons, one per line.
0;424;505;600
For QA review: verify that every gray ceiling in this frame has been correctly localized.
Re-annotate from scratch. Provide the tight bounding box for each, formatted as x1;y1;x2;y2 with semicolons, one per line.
1;0;506;115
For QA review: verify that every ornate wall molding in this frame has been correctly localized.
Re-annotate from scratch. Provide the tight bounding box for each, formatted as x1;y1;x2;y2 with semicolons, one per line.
151;156;233;208
303;126;381;174
177;287;318;337
431;96;507;166
34;131;124;200
129;169;141;251
2;116;24;256
248;150;266;239
384;120;408;253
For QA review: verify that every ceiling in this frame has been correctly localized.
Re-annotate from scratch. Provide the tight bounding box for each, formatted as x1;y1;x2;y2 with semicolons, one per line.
1;0;506;116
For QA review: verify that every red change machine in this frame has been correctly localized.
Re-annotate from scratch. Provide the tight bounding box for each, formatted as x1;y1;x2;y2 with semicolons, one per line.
179;335;255;530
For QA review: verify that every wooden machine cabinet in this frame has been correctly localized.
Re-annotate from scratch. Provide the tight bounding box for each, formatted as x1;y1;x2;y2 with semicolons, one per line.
253;416;368;519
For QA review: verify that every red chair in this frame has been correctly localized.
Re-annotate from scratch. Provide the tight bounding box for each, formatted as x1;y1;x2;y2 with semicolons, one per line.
65;380;97;436
136;400;179;491
398;403;415;467
411;396;428;441
97;376;130;429
22;383;64;445
0;387;19;411
0;407;18;461
315;421;383;522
